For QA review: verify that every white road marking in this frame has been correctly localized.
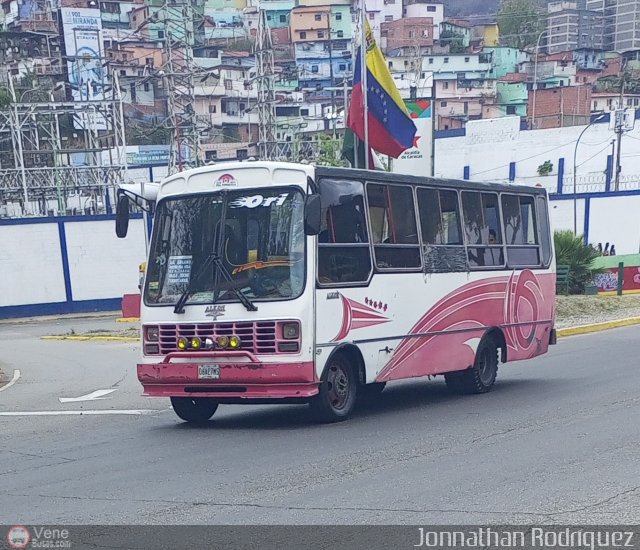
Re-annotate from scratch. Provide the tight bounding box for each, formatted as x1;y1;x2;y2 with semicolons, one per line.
0;370;20;392
58;389;117;403
0;409;160;416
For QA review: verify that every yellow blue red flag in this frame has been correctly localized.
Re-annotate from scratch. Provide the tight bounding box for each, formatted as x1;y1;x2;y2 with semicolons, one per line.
347;21;417;158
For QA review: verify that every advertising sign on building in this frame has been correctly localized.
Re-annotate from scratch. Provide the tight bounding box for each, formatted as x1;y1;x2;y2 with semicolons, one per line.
392;99;433;177
60;8;107;130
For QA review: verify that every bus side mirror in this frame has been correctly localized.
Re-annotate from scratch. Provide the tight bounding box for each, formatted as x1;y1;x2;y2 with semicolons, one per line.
115;195;130;238
304;194;321;236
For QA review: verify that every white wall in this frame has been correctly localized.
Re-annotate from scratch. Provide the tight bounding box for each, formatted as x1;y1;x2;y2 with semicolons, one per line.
435;117;640;192
0;223;67;306
64;219;146;301
0;217;147;315
588;195;640;253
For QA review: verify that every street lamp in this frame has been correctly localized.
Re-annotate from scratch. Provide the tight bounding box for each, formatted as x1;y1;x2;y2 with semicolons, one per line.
573;113;606;235
531;29;548;130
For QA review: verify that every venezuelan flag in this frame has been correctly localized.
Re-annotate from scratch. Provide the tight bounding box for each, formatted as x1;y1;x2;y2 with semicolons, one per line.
347;21;417;159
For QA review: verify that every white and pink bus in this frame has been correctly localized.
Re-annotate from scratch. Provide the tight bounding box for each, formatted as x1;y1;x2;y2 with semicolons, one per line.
117;161;556;423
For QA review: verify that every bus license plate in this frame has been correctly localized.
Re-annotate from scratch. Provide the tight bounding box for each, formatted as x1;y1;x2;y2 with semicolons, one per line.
198;365;220;379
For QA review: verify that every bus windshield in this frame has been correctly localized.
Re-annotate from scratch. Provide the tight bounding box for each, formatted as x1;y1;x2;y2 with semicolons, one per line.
144;187;306;307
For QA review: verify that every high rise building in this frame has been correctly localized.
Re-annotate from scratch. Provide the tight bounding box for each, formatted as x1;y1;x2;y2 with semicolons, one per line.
587;0;640;52
546;1;604;54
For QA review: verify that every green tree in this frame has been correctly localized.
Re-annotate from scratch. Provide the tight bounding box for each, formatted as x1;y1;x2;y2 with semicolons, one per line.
554;230;603;294
497;0;545;50
440;30;466;54
0;88;12;109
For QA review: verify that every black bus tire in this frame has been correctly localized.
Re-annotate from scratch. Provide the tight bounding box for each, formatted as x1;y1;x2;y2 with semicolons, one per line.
445;337;499;395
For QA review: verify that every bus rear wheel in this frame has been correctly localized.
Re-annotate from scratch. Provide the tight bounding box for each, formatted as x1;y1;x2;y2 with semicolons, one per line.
171;397;219;424
310;354;357;423
445;337;499;395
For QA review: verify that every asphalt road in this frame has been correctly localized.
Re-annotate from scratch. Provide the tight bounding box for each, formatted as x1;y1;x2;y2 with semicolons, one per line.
1;317;639;525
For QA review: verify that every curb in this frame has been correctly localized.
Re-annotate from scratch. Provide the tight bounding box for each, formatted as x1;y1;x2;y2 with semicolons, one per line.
557;316;640;337
116;318;140;323
0;311;121;325
41;335;139;342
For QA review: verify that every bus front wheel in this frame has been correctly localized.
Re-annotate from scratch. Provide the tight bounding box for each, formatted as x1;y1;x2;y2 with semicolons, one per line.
310;354;357;423
171;397;219;424
445;337;499;395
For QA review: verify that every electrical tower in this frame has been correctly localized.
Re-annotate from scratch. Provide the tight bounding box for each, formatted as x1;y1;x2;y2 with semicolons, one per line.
0;74;128;216
255;9;286;161
159;0;203;173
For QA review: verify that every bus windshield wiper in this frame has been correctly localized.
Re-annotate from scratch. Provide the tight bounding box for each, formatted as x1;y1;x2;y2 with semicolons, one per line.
173;252;258;314
210;254;258;312
173;252;217;314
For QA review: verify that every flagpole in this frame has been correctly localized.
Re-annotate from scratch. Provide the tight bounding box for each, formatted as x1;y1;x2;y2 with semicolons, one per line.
361;0;369;170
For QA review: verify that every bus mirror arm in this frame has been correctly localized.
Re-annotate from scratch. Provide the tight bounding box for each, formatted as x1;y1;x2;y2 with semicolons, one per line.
304;194;321;236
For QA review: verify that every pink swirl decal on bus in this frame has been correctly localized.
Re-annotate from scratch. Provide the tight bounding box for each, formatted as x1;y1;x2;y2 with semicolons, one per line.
375;271;554;382
332;294;391;342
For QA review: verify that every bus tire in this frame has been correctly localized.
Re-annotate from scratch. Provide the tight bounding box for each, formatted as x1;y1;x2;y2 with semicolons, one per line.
171;397;219;424
445;337;499;395
310;353;357;423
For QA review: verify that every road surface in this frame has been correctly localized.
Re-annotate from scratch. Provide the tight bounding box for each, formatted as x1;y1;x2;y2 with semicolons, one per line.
1;317;639;524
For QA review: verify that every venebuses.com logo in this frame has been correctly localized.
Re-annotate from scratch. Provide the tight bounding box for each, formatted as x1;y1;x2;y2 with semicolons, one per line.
7;526;30;549
6;525;71;548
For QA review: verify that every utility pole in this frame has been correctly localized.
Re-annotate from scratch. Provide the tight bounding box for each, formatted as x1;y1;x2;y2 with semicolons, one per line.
614;63;627;191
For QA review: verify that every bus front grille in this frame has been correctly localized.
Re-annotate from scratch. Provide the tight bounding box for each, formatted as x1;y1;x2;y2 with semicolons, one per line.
158;321;277;355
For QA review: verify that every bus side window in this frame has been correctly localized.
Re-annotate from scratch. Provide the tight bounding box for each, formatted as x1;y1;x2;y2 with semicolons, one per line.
317;178;372;285
417;188;467;273
366;183;421;270
461;191;505;268
501;194;540;267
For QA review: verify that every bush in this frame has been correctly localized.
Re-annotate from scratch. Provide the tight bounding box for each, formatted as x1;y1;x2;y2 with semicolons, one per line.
554;230;602;294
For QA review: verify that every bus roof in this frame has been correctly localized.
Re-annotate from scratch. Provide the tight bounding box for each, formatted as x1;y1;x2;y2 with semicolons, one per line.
315;166;548;196
153;161;547;198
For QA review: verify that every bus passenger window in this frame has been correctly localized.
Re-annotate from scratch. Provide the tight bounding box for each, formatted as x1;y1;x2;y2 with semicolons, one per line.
417;188;466;273
461;191;504;268
366;183;421;270
501;194;540;267
317;178;372;285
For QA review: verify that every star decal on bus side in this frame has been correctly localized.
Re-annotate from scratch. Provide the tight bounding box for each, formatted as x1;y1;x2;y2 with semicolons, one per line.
331;294;391;342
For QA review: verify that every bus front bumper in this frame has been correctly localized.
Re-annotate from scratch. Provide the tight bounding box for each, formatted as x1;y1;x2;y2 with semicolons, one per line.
137;360;318;399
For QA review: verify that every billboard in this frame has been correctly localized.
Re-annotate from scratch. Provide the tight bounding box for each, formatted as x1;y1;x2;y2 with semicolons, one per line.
392;99;433;177
60;8;107;129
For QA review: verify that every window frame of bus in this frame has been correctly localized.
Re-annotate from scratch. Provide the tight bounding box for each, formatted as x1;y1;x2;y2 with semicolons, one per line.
316;177;374;287
499;192;542;269
460;190;507;270
365;181;423;273
416;186;467;268
536;194;553;268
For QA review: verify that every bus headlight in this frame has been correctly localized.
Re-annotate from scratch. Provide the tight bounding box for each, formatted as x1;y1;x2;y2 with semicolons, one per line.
282;322;300;340
177;337;188;350
144;326;159;342
191;337;201;350
217;336;229;348
229;335;241;349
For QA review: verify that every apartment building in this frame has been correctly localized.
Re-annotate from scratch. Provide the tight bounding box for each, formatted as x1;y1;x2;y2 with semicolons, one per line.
546;1;604;54
587;0;640;52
